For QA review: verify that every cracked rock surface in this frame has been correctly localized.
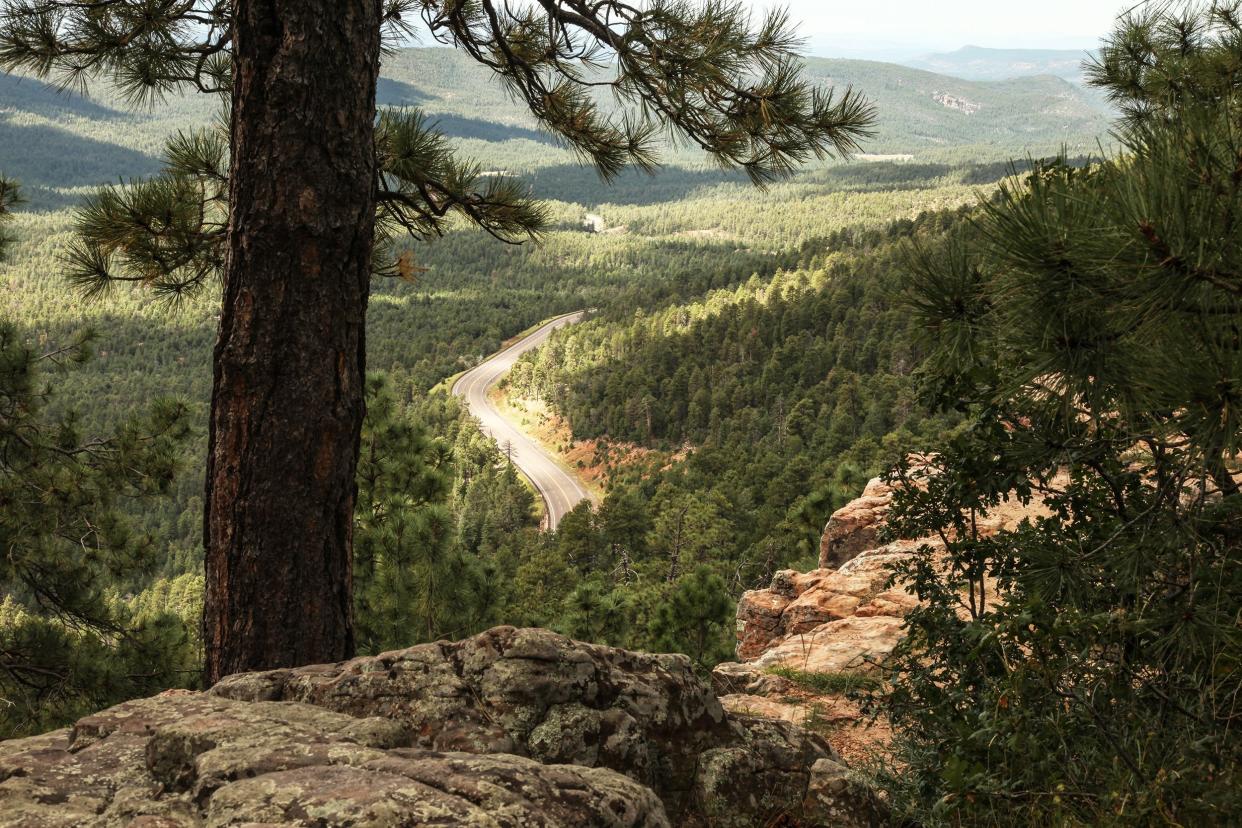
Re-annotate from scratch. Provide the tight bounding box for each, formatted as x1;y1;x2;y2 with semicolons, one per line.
0;627;876;826
0;690;665;827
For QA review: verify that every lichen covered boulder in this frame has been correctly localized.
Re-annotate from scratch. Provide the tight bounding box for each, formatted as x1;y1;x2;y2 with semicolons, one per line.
804;758;890;828
208;625;846;825
0;690;667;827
0;627;881;826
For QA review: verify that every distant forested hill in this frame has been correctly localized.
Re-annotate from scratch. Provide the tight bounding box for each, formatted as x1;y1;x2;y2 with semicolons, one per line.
383;50;1112;155
1;47;1111;209
800;58;1110;154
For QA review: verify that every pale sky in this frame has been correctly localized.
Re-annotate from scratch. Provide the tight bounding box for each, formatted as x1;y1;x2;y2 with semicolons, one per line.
748;0;1136;56
413;2;1135;59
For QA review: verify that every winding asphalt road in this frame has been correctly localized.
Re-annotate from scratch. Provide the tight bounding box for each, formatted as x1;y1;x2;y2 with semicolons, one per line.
452;312;594;530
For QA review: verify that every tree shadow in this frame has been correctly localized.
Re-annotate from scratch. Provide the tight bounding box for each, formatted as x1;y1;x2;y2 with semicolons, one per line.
0;117;159;189
520;158;1027;207
0;73;134;120
425;113;557;147
376;77;430;107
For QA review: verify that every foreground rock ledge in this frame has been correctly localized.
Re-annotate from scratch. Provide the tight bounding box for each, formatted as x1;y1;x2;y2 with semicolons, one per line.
0;626;884;827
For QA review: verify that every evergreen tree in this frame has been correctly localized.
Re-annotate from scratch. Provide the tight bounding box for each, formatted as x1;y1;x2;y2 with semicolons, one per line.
559;579;634;647
649;488;733;581
0;1;875;680
647;565;734;671
876;5;1242;824
0;174;17;259
353;375;488;651
554;501;607;573
508;539;579;627
599;488;652;579
0;186;194;733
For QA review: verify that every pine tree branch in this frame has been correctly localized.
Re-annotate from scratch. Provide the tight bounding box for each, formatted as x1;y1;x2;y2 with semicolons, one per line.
422;0;875;183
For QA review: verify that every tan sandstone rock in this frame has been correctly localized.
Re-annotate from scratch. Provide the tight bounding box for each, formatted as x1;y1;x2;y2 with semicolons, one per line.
720;694;815;727
752;616;906;676
819;478;894;569
736;539;931;662
711;659;798;697
734;584;793;660
723;470;1057;776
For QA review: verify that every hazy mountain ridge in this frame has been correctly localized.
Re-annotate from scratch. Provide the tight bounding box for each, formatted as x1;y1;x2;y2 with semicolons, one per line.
383;50;1112;156
1;47;1111;209
798;57;1110;153
902;44;1097;84
380;49;1112;155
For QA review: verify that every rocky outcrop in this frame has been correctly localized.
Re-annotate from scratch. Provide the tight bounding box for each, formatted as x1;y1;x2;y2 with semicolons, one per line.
770;475;1056;671
721;529;930;769
818;478;894;569
737;538;928;663
209;625;842;822
0;627;881;827
0;691;666;827
722;475;1056;766
932;92;982;114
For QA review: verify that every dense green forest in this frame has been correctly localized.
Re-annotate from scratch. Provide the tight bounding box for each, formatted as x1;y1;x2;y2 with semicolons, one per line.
0;43;1113;733
0;177;977;733
503;211;966;597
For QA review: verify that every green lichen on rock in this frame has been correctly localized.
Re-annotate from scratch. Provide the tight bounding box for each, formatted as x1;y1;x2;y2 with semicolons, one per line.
0;627;886;826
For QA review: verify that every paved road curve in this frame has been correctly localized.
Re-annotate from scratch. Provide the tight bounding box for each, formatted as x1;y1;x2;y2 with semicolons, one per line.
452;312;594;530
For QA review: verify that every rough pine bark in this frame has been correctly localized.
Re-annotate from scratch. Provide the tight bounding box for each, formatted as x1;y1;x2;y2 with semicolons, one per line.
203;1;382;684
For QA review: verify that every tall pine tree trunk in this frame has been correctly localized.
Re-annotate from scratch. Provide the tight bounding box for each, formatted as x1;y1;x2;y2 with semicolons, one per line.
203;2;381;684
